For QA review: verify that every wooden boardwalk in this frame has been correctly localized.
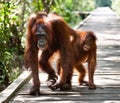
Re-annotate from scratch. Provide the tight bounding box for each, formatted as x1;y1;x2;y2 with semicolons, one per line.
0;7;120;103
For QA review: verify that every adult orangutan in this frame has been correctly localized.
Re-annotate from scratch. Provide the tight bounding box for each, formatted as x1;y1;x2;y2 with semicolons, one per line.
24;12;97;95
53;30;97;91
24;12;74;95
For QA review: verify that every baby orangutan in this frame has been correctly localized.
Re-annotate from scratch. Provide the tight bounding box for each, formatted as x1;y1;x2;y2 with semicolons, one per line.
51;30;97;91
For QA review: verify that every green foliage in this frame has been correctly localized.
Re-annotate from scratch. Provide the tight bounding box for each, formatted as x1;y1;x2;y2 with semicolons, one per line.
52;0;95;26
0;2;21;86
112;0;120;16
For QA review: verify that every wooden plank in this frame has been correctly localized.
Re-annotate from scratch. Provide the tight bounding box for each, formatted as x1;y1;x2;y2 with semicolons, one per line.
11;84;120;102
79;8;120;33
12;95;120;102
11;100;120;103
18;84;120;95
11;73;120;95
12;93;120;102
75;7;118;29
0;71;31;103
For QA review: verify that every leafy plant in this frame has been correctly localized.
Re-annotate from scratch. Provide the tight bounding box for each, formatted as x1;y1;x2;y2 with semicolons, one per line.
112;0;120;16
0;2;21;87
51;0;94;26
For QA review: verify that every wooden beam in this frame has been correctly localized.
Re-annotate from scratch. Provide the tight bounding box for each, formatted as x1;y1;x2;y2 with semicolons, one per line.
0;70;31;103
